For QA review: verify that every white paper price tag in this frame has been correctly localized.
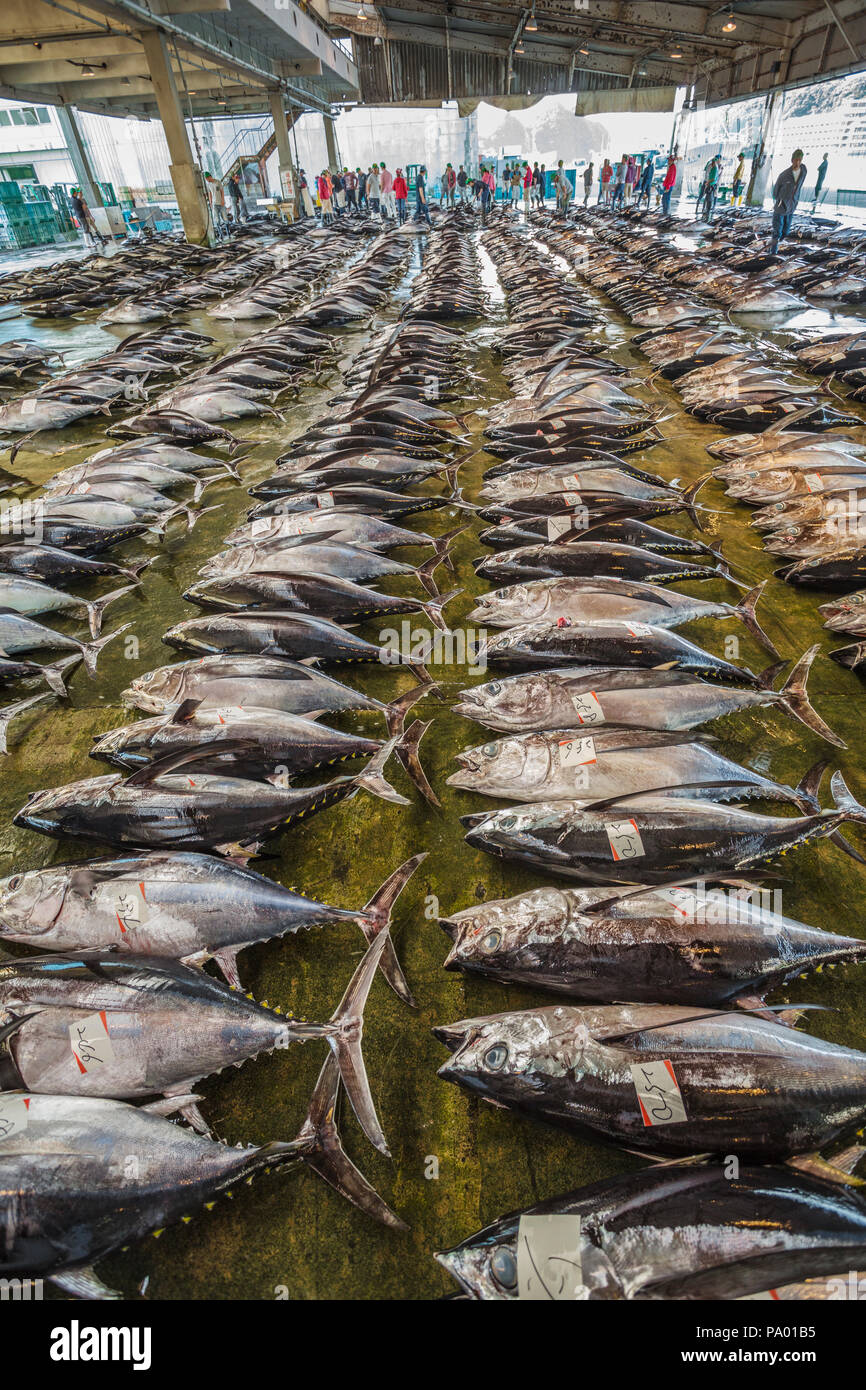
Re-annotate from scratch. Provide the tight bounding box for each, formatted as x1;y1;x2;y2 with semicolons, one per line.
98;881;148;934
659;886;699;917
548;515;575;540
563;491;582;506
20;398;38;417
251;518;273;537
316;492;335;508
69;1011;115;1074
558;736;596;768
358;454;380;467
605;818;645;861
630;1059;687;1126
622;622;654;637
0;1095;30;1139
517;1214;584;1300
570;690;604;725
804;473;823;493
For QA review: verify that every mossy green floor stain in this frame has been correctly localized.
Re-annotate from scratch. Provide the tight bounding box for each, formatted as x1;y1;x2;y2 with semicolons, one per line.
1;229;865;1299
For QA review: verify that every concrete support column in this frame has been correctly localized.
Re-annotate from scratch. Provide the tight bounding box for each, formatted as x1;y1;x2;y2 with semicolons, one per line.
56;106;104;209
138;27;212;245
324;113;339;173
748;91;780;207
269;89;298;215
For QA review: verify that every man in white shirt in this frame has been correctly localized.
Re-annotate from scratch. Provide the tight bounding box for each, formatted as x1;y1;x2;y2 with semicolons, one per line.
379;163;396;219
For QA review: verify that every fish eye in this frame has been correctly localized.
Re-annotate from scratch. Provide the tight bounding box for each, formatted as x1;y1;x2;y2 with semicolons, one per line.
6;875;21;891
482;743;498;757
481;928;502;952
484;1042;509;1070
490;1245;517;1290
488;682;501;694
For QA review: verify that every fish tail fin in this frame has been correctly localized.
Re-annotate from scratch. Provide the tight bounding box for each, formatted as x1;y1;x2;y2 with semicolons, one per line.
384;680;439;738
780;645;847;748
396;717;440;809
41;654;81;698
415;550;445;597
84;584;136;640
289;1050;407;1227
0;691;52;754
420;587;462;632
795;758;828;811
186;503;220;530
680;473;710;530
324;930;392;1154
432;523;471;574
119;558;152;583
735;580;780;658
353;734;410;805
82;623;132;678
358;852;428;1007
831;770;866;826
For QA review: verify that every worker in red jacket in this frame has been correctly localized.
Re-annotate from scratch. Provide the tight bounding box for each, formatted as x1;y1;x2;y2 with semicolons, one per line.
393;168;409;225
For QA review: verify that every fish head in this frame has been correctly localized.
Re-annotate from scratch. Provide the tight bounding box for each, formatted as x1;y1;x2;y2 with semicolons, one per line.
435;1226;521;1299
0;866;69;940
469;584;547;625
452;673;557;731
123;662;188;714
13;775;119;838
434;1006;586;1106
440;887;573;974
447;734;552;795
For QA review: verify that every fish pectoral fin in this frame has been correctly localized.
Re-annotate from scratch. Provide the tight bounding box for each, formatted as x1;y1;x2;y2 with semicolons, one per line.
49;1265;123;1301
786;1151;866;1188
211;947;243;990
141;1092;204;1119
214;841;262;866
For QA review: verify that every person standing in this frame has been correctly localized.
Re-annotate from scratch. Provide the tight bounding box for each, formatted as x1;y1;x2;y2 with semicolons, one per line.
444;163;457;208
331;168;345;216
416;165;432;225
701;154;722;220
393;167;408;225
600;158;612;204
624;155;637;203
228;172;246;222
70;187;106;247
457;165;467;202
522;161;532;215
636;157;654;210
583;162;594;207
813;152;829;207
343;166;357;213
732;152;746;207
611;155;627;209
770;148;807;254
379;162;395;218
205;173;226;230
357;167;367;211
299;169;314;219
531;161;542;206
661;154;677;216
510;165;521;207
316;170;333;225
367;164;381;216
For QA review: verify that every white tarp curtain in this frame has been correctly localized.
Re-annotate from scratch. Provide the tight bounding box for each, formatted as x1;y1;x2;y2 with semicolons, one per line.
456;95;544;117
574;86;677;116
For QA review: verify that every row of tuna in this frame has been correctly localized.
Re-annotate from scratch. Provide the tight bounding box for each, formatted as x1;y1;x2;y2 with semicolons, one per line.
0;222;471;1295
432;209;866;1301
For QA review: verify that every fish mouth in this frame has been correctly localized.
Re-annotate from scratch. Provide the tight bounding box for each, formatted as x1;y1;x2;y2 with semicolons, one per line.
460;811;490;829
447;769;480;791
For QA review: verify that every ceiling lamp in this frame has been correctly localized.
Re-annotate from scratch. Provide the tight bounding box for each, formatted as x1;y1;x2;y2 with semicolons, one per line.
670;49;682;58
515;41;525;54
357;3;368;18
722;11;737;31
525;5;538;31
82;64;95;77
579;46;589;55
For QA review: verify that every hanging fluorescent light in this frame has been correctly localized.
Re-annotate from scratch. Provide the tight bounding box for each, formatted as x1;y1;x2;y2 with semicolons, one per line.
525;5;537;31
722;11;737;31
